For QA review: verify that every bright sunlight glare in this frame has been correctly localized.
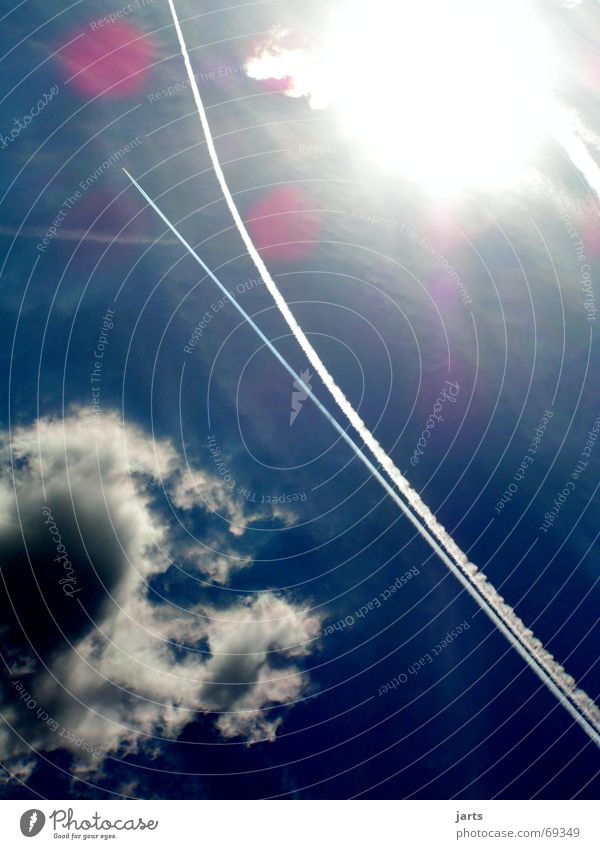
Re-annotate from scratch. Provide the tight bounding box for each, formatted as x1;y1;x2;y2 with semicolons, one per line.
324;0;557;194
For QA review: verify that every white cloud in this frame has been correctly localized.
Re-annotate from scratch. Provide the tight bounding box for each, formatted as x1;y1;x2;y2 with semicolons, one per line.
245;27;334;110
0;411;321;785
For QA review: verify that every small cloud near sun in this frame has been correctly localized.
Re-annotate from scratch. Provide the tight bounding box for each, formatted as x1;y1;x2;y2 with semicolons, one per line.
245;26;334;110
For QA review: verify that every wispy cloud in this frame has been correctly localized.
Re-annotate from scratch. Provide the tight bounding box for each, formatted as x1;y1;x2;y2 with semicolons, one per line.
245;27;333;109
0;411;321;785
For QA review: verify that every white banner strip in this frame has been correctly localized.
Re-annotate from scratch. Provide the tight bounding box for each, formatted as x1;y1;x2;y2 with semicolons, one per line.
0;800;597;847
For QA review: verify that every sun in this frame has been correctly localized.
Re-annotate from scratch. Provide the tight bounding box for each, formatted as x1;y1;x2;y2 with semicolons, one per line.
323;0;557;194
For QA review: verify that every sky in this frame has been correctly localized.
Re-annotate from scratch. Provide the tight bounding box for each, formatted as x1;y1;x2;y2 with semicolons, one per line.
0;0;599;800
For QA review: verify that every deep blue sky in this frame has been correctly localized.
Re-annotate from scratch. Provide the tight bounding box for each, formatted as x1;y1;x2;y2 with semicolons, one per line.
0;0;599;799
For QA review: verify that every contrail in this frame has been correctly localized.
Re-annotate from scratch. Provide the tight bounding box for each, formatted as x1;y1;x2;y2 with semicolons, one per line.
124;168;600;748
163;0;474;590
151;0;600;745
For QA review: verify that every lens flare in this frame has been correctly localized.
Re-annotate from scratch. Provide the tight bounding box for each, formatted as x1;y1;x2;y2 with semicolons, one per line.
59;22;154;98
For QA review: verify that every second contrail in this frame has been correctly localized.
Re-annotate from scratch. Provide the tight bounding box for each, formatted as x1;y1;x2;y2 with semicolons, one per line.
160;0;600;746
123;166;600;747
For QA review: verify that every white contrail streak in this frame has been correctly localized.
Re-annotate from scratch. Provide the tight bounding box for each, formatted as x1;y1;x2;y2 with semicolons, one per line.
163;0;472;591
124;168;600;749
156;0;600;745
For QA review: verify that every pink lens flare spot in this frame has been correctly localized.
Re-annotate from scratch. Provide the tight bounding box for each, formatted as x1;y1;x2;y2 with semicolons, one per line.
245;186;322;262
428;271;461;310
58;23;154;98
579;201;600;260
422;213;463;254
583;49;600;91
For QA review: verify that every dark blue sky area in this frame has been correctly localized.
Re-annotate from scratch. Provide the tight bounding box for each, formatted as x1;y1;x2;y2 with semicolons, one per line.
0;0;599;799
